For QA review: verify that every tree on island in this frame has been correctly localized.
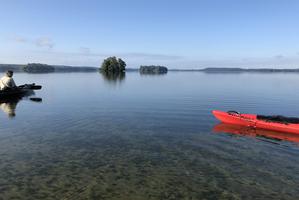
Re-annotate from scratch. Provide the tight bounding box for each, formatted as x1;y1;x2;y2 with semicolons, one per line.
139;65;168;74
100;57;126;72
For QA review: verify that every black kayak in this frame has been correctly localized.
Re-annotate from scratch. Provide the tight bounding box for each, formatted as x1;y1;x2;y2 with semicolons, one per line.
0;84;42;99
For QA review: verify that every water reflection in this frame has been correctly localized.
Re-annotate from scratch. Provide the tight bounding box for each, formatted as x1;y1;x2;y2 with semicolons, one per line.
213;123;299;143
139;71;167;76
0;99;18;118
100;71;125;84
1;73;299;199
0;92;42;118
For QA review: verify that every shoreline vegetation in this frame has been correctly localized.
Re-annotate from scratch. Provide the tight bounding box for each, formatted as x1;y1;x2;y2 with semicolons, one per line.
1;63;299;73
0;63;98;73
139;65;168;74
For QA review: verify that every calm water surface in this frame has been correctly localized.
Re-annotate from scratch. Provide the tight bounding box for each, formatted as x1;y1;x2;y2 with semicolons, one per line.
1;72;299;199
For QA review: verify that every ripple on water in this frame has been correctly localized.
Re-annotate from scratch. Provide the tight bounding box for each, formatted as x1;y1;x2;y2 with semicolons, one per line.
1;72;299;199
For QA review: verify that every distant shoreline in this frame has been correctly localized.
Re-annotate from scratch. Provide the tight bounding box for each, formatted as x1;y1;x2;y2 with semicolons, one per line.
169;68;299;73
0;64;98;73
1;64;299;73
121;67;299;73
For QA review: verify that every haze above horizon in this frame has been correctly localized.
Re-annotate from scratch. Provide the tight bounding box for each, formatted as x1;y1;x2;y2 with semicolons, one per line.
1;0;299;69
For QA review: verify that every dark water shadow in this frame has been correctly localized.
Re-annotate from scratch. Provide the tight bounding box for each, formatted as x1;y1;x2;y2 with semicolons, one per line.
139;71;168;76
100;71;126;85
213;123;299;144
0;98;20;118
0;91;42;118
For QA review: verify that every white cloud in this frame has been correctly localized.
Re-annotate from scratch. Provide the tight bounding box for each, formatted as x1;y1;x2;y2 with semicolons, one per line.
11;35;54;49
274;54;284;59
47;49;183;62
79;47;91;55
13;36;27;43
120;53;183;60
35;37;54;49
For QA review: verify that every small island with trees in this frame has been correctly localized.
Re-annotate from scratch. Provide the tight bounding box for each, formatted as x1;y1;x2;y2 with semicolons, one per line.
23;63;55;73
139;65;168;74
99;57;126;82
100;56;126;72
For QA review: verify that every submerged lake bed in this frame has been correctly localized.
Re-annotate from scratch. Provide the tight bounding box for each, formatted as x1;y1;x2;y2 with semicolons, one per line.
1;72;299;199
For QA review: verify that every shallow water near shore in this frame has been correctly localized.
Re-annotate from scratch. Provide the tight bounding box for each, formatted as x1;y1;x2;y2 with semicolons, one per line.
1;72;299;199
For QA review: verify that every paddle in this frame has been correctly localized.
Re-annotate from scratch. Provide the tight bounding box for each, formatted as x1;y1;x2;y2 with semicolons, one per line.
29;97;42;102
29;85;42;90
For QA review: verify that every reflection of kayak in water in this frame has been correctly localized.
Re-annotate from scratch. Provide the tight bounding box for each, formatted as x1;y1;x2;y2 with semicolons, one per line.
0;84;42;99
0;84;42;118
212;110;299;134
213;123;299;143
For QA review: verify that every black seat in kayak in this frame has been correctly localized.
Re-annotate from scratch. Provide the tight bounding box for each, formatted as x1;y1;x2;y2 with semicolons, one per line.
257;115;299;124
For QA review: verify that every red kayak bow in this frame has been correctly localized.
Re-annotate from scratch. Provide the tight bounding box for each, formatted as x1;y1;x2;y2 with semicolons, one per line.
212;110;299;134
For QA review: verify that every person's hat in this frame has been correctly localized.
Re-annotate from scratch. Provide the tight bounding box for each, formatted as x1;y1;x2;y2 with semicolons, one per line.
6;70;13;77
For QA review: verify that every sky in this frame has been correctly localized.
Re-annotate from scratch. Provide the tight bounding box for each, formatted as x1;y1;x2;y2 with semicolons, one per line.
0;0;299;68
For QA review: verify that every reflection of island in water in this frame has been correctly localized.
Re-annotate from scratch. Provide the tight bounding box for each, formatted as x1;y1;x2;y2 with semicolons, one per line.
101;71;126;84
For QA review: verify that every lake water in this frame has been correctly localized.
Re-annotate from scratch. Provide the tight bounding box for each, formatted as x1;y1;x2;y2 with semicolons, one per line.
1;71;299;199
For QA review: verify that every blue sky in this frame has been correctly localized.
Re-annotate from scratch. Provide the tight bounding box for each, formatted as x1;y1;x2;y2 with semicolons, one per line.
1;0;299;68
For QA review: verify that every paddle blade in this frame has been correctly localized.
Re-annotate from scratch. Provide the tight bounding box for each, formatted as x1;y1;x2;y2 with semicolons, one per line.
30;85;42;90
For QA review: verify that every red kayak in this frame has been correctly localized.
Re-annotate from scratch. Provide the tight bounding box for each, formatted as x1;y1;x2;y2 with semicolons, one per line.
212;110;299;134
213;123;299;143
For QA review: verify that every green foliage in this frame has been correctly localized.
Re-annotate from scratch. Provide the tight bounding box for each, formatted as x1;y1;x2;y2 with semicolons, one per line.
139;65;168;74
100;57;126;72
23;63;55;73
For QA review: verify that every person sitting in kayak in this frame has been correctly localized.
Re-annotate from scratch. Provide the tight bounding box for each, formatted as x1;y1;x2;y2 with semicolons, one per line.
0;70;16;90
